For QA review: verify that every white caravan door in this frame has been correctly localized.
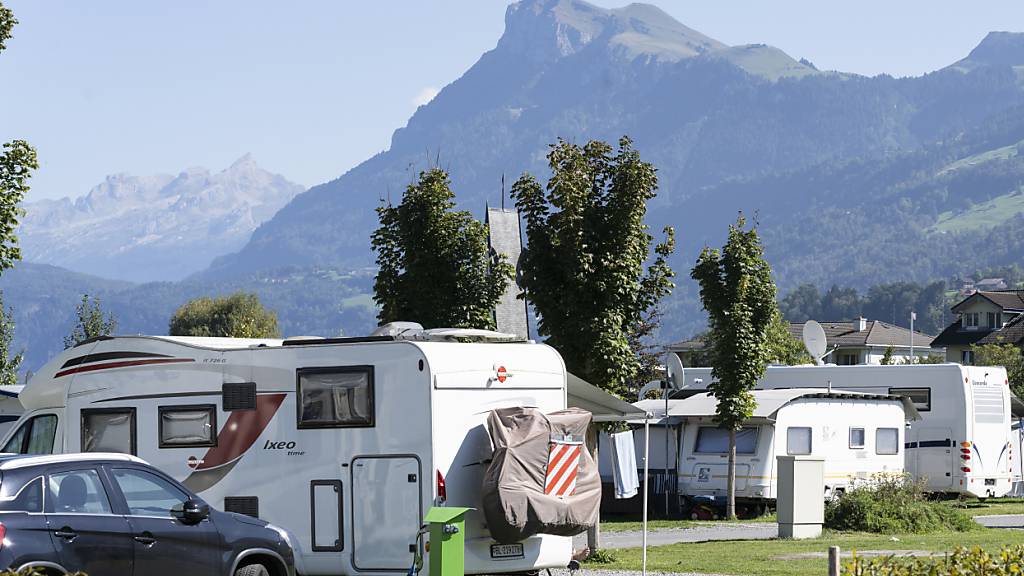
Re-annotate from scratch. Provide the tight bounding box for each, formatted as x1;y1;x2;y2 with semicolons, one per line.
352;456;422;571
915;428;953;489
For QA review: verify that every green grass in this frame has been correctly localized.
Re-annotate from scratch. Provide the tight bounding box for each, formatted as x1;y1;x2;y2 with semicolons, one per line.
601;512;776;533
938;141;1022;176
929;189;1024;233
945;497;1024;517
593;529;1022;576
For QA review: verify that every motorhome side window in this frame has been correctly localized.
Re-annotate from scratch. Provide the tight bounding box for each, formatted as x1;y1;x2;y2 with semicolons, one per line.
297;366;374;428
876;428;899;455
849;427;865;449
1;414;57;454
787;427;812;455
695;426;757;454
888;387;930;411
81;408;136;455
159;405;217;448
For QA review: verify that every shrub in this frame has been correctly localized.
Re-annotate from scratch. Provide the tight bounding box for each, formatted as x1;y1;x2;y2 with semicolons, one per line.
825;474;978;534
843;546;1024;575
583;548;618;564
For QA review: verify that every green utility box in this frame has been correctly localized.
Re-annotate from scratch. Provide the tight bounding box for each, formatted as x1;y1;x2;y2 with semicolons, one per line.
424;507;473;576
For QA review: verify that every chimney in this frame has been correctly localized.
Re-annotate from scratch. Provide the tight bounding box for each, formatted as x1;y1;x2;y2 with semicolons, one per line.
854;317;867;332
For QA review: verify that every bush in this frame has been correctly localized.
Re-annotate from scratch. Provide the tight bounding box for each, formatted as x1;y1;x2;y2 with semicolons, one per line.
843;546;1024;575
583;548;617;564
825;474;978;534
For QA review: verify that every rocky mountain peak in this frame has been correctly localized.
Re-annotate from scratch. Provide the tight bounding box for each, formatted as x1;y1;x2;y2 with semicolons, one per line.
951;31;1024;72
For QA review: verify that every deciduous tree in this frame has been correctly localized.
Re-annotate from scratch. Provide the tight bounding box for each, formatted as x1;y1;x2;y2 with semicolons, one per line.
64;295;118;348
0;291;21;386
691;214;776;519
511;137;675;398
169;292;280;338
372;167;512;330
973;342;1024;398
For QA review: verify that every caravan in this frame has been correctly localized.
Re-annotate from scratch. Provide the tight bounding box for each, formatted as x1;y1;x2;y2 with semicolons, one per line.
0;331;575;576
677;364;1014;498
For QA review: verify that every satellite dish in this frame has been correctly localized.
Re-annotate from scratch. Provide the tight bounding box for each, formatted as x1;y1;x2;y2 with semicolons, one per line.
666;352;685;391
802;320;828;365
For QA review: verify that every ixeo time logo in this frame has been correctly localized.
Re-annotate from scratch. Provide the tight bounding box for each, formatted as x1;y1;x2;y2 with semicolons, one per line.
263;439;306;456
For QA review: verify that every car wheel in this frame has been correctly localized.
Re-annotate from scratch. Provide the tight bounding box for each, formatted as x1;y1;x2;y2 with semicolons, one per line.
235;563;271;576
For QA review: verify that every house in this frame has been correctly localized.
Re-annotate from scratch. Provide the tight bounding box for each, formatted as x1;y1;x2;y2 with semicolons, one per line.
931;290;1024;364
669;319;941;366
786;319;942;365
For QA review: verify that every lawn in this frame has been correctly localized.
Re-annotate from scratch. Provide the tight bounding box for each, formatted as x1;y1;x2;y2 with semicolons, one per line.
945;497;1024;516
588;529;1022;576
601;513;775;533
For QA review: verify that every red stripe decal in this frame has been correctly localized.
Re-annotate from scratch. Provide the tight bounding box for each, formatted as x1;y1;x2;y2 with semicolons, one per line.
547;444;569;473
545;446;580;494
195;393;286;471
55;358;194;378
557;465;579;496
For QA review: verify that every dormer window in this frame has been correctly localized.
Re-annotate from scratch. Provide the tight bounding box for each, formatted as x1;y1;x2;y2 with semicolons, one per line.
963;312;979;330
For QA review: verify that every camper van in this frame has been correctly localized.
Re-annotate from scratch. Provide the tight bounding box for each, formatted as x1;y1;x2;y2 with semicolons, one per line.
0;385;23;436
0;331;574;576
677;364;1013;498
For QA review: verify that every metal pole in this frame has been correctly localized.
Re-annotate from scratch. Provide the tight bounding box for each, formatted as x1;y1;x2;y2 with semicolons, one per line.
665;385;670;518
910;311;915;363
642;416;650;576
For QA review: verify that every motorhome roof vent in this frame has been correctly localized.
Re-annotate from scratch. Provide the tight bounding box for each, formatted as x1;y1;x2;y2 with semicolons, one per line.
370;322;424;338
405;328;523;343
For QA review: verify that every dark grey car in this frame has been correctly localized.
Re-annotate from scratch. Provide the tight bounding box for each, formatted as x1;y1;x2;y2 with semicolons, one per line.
0;453;294;576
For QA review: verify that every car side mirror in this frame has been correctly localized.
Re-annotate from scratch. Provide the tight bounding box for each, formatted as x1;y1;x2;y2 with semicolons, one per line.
181;498;210;524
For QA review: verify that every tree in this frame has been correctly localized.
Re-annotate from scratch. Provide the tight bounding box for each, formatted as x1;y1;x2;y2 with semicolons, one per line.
169;292;280;338
691;214;777;519
511;137;675;398
880;346;895;365
973;342;1024;398
372;168;512;330
0;291;21;386
64;295;118;348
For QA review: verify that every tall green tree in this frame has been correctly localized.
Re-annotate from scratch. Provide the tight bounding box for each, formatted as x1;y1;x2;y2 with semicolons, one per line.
512;137;675;398
973;342;1024;398
0;291;22;386
372;167;512;330
64;295;118;348
169;292;280;338
691;214;777;519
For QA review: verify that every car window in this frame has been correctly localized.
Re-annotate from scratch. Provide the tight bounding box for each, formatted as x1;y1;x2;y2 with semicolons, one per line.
111;468;188;518
1;422;27;453
2;414;58;455
48;469;112;514
0;476;43;513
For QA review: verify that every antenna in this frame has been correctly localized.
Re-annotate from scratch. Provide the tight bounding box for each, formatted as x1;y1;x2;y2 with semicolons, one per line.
802;320;828;366
501;174;506;210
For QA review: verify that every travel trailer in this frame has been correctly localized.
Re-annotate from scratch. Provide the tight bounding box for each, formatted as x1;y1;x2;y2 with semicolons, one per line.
1;330;576;576
601;389;912;506
676;364;1014;498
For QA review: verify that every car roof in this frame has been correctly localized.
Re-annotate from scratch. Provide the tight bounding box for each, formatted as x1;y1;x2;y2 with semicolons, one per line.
0;453;148;471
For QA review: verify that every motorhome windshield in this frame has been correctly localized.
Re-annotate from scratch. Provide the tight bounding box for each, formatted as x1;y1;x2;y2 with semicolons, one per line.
695;426;757;454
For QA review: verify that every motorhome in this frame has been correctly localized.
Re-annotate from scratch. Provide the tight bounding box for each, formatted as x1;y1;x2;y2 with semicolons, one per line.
676;364;1013;498
0;385;23;436
0;330;575;576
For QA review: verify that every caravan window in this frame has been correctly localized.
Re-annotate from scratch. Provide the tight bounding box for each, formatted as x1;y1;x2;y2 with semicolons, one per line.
888;387;931;412
694;426;758;454
787;427;812;455
297;366;374;428
876;428;899;455
81;408;136;455
849;428;865;449
159;405;217;448
2;414;57;454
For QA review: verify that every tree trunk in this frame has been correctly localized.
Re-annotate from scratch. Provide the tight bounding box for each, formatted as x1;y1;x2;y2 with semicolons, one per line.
726;427;737;520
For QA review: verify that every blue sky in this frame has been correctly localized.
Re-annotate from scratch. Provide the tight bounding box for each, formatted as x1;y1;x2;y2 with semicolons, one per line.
2;0;1022;201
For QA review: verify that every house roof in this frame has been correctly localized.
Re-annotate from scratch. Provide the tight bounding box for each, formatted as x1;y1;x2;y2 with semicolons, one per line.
951;290;1024;314
786;320;937;349
931;314;1024;347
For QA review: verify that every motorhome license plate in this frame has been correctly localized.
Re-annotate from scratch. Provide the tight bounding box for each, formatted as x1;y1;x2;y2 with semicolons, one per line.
490;543;524;560
985;479;996;486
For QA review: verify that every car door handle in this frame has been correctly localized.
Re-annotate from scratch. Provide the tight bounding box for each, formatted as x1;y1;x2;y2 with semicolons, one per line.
133;534;157;546
54;528;77;541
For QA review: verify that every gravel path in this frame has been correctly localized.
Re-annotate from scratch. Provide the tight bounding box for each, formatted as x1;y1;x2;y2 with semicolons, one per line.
551;570;727;576
973;513;1024;529
573;522;777;550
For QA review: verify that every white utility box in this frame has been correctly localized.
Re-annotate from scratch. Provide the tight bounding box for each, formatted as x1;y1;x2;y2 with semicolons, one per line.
776;455;824;538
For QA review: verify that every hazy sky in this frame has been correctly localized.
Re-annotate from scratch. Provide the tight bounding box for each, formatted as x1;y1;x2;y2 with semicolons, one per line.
2;1;1022;201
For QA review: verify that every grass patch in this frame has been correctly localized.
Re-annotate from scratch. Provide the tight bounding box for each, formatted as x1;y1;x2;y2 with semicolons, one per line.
600;512;776;533
929;189;1024;234
599;529;1021;576
945;497;1024;517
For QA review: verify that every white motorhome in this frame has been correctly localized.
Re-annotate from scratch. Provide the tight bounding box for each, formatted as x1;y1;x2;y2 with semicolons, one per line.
677;364;1013;498
601;390;911;505
0;385;23;436
1;332;575;576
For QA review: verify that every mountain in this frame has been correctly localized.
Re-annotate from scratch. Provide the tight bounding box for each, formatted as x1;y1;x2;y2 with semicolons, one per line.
19;155;304;282
207;0;1024;289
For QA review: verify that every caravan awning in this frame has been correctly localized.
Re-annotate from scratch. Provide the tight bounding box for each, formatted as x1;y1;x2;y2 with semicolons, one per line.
566;373;647;422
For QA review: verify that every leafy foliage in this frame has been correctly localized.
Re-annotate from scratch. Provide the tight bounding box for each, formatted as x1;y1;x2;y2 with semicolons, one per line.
880;346;895;365
973;342;1024;398
0;141;35;274
0;290;21;386
64;295;117;348
512;137;675;397
372;168;512;330
169;292;280;338
826;474;978;534
0;1;15;53
843;546;1024;576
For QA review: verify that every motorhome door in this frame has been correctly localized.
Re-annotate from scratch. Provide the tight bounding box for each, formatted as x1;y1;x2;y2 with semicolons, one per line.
915;427;953;489
351;456;421;571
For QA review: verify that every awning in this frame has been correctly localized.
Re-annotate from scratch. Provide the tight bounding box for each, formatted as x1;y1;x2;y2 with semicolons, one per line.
566;373;647;422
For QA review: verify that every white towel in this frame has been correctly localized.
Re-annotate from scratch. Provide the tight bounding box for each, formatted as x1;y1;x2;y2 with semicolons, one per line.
610;430;640;499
